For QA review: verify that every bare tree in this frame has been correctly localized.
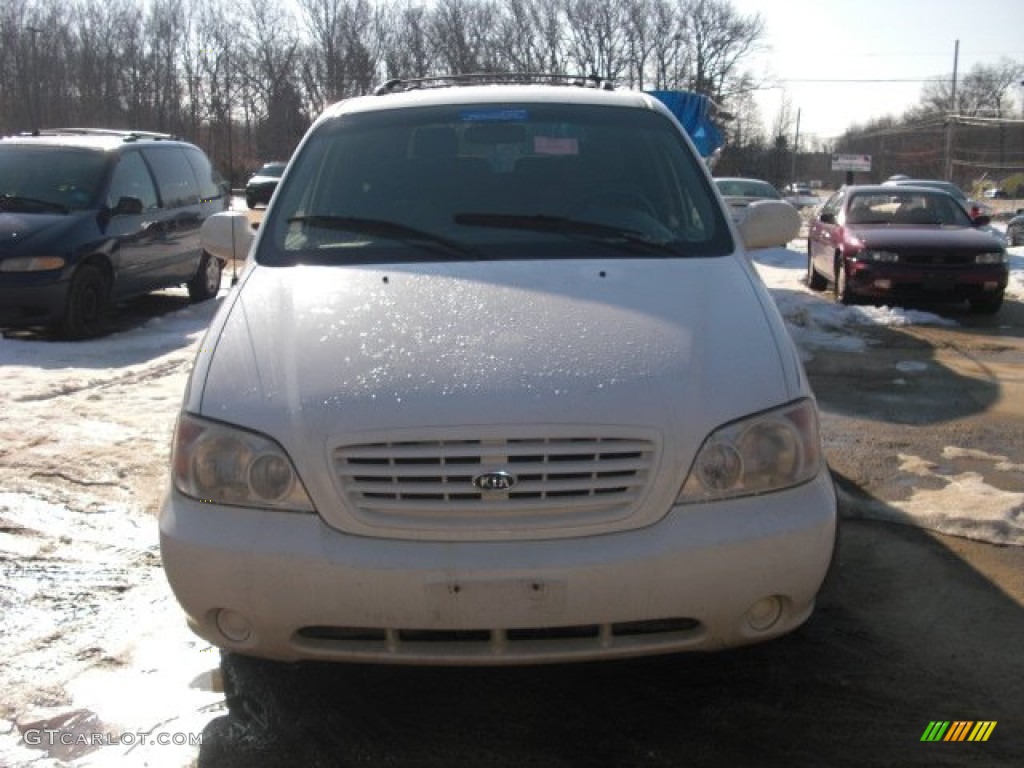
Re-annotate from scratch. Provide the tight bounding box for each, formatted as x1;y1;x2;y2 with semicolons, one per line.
381;2;432;80
648;0;689;90
680;0;764;102
562;0;629;81
920;59;1024;118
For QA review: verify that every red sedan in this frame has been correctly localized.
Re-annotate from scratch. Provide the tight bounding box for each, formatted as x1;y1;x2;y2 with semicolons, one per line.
806;185;1008;313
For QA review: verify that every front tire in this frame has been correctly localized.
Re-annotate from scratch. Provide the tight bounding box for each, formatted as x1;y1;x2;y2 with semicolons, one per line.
834;260;855;305
187;251;222;302
57;263;109;339
806;244;827;290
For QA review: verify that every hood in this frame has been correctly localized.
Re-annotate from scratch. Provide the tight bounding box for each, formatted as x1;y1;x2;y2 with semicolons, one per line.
0;211;88;254
198;258;797;430
849;224;1004;251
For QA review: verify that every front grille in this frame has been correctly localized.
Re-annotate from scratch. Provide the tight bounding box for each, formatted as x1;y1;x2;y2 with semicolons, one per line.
332;435;656;531
897;249;980;266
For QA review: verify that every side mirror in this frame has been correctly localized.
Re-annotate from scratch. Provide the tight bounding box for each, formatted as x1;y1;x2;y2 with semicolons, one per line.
819;211;836;225
201;211;254;262
738;200;801;250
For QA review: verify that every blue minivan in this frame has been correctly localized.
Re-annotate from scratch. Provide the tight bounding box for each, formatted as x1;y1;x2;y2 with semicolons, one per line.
0;128;229;338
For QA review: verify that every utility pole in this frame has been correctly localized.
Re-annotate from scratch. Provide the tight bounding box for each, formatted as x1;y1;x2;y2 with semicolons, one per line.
943;40;959;182
790;108;801;184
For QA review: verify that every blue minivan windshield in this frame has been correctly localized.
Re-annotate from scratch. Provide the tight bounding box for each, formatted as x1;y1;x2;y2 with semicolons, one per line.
0;146;108;213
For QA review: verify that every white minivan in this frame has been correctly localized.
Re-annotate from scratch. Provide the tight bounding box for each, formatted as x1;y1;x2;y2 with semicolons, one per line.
160;76;835;668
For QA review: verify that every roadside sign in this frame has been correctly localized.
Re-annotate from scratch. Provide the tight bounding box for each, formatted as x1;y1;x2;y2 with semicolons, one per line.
832;154;872;172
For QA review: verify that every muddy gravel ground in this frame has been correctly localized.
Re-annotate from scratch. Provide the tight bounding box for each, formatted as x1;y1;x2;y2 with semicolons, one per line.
194;301;1024;768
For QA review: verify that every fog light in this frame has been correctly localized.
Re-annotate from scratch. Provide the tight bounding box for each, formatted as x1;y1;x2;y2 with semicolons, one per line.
215;609;253;642
873;278;892;290
746;596;783;632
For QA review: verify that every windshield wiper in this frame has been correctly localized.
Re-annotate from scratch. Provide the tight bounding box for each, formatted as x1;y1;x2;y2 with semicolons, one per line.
0;194;69;214
453;212;679;254
287;215;480;259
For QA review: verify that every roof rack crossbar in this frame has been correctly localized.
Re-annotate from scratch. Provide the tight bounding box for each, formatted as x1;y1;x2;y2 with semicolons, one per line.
374;73;614;95
13;128;178;141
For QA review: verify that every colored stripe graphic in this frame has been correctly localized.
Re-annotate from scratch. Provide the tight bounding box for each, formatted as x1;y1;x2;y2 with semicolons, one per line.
920;721;996;742
921;722;950;741
945;722;972;741
968;722;997;742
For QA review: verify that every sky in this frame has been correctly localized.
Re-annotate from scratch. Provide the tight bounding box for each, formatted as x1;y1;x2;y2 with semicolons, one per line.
0;202;1022;763
728;0;1024;143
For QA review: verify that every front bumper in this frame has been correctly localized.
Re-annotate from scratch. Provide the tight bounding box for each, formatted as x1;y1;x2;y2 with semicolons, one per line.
0;274;68;325
846;261;1007;301
159;469;837;665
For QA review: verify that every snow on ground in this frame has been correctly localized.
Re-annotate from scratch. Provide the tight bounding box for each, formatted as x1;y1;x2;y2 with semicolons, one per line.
0;228;1021;766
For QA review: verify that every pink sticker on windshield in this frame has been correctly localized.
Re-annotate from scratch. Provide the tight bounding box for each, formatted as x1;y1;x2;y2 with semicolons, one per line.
534;136;579;155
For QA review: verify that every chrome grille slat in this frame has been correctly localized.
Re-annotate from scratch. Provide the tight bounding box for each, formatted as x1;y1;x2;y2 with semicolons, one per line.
339;456;649;480
331;434;657;531
348;474;646;497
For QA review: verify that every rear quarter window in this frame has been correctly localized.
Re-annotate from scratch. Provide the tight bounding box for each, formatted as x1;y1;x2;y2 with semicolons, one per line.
142;146;200;208
183;146;226;202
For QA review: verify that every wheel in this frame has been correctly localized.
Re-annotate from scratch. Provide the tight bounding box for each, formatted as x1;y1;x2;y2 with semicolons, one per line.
806;244;827;291
969;292;1003;314
187;251;223;302
834;260;855;305
1010;227;1022;247
57;263;109;339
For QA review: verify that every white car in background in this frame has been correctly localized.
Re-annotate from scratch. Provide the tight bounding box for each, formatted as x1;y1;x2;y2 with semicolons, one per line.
160;76;835;677
714;177;799;246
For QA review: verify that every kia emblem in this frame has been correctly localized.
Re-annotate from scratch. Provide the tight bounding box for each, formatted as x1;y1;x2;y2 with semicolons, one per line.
472;471;517;492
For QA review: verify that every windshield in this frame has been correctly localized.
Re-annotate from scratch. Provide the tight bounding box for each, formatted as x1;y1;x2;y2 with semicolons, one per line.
260;102;732;265
845;190;974;226
257;162;286;178
897;180;967;202
715;179;781;199
0;145;108;212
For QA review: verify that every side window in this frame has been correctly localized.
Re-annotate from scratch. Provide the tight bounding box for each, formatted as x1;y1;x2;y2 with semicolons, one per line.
183;146;224;201
143;147;200;208
106;151;159;210
820;191;843;219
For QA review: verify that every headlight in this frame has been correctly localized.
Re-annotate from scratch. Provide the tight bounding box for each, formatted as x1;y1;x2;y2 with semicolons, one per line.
860;250;899;263
0;256;66;272
172;413;315;512
975;251;1006;264
677;399;823;504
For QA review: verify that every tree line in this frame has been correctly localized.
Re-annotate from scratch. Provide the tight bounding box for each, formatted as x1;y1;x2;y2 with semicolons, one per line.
3;0;1021;193
0;0;767;184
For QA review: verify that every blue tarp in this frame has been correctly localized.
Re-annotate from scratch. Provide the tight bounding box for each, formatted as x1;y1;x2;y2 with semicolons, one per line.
645;90;724;159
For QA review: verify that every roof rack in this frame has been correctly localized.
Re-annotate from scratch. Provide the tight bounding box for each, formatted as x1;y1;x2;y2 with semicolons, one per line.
374;73;615;96
16;128;178;141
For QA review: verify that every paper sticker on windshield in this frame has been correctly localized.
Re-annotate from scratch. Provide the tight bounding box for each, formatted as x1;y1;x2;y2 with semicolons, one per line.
460;109;528;123
534;136;579;155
